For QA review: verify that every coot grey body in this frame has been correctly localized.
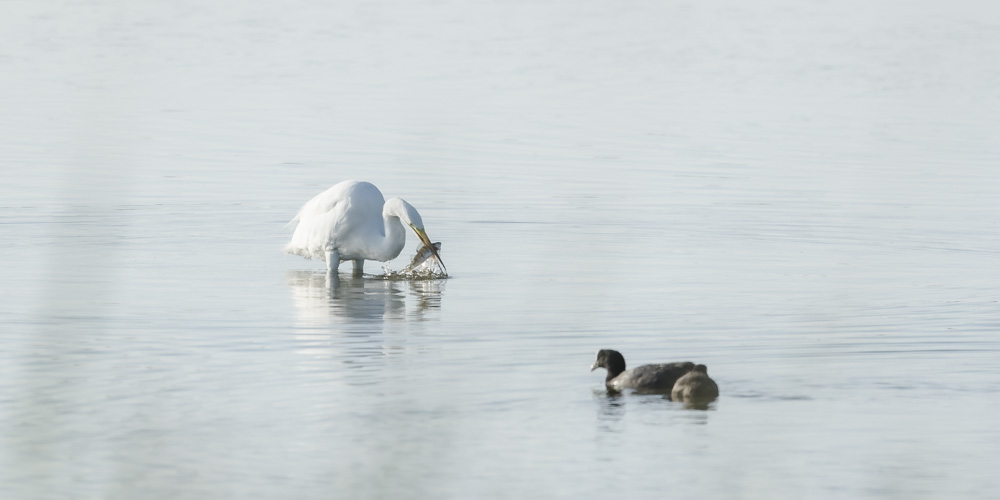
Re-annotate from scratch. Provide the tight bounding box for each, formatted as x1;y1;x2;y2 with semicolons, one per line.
591;349;695;393
671;364;719;402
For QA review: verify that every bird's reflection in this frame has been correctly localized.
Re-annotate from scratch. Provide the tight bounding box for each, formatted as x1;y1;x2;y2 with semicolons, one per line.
593;389;627;433
680;400;714;411
286;270;445;326
592;387;714;433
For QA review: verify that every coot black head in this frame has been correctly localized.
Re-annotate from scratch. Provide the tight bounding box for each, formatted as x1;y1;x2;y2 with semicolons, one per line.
590;349;627;380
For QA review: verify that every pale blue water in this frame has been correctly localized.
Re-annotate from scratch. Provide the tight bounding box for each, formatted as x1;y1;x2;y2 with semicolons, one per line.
2;0;1000;498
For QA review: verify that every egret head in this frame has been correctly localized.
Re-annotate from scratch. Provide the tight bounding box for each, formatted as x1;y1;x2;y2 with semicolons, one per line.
386;198;431;246
385;198;444;268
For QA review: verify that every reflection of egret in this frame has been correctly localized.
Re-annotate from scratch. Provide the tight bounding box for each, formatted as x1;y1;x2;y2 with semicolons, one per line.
286;271;403;325
286;270;445;325
285;180;445;276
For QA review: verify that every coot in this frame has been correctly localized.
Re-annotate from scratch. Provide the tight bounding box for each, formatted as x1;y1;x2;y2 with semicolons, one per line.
590;349;695;393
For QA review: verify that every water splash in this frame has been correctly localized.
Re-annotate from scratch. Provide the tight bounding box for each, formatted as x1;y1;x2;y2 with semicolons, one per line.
378;262;448;281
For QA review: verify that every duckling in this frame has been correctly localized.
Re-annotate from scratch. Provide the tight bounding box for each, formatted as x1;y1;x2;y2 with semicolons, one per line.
670;364;719;402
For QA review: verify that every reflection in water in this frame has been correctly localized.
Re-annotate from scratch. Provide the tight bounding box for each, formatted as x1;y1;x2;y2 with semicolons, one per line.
593;389;627;433
285;270;446;383
286;270;445;326
680;400;715;412
593;388;714;433
407;278;445;314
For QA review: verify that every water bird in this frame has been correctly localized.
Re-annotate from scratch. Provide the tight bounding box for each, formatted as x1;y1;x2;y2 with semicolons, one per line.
285;180;445;276
671;364;719;403
591;349;695;393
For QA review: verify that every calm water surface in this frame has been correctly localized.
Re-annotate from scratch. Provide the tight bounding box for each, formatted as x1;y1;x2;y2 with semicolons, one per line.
2;0;1000;498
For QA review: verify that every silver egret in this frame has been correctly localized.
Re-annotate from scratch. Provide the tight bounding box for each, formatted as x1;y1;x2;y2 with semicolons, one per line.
284;180;444;276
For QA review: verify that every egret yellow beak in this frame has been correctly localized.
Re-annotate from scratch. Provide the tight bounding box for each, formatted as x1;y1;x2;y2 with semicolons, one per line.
412;226;433;248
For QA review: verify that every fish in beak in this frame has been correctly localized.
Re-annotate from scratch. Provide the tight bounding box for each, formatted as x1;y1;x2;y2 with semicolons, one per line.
406;242;441;270
410;226;447;275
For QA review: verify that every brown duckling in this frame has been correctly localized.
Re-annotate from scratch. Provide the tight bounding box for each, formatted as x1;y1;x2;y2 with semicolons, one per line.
670;364;719;402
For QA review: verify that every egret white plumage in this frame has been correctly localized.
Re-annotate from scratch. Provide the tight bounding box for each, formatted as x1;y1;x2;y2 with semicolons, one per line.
285;180;445;276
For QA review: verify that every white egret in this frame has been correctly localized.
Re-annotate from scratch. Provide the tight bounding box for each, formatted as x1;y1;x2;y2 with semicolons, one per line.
284;180;444;276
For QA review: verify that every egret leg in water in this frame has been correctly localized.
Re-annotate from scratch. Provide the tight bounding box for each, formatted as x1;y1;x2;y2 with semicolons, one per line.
285;180;445;276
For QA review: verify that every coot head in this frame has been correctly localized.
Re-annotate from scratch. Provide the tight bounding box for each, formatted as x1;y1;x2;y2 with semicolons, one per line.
590;349;627;379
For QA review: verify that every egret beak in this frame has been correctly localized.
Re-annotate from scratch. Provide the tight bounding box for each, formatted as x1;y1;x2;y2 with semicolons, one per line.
410;225;447;274
412;226;433;248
